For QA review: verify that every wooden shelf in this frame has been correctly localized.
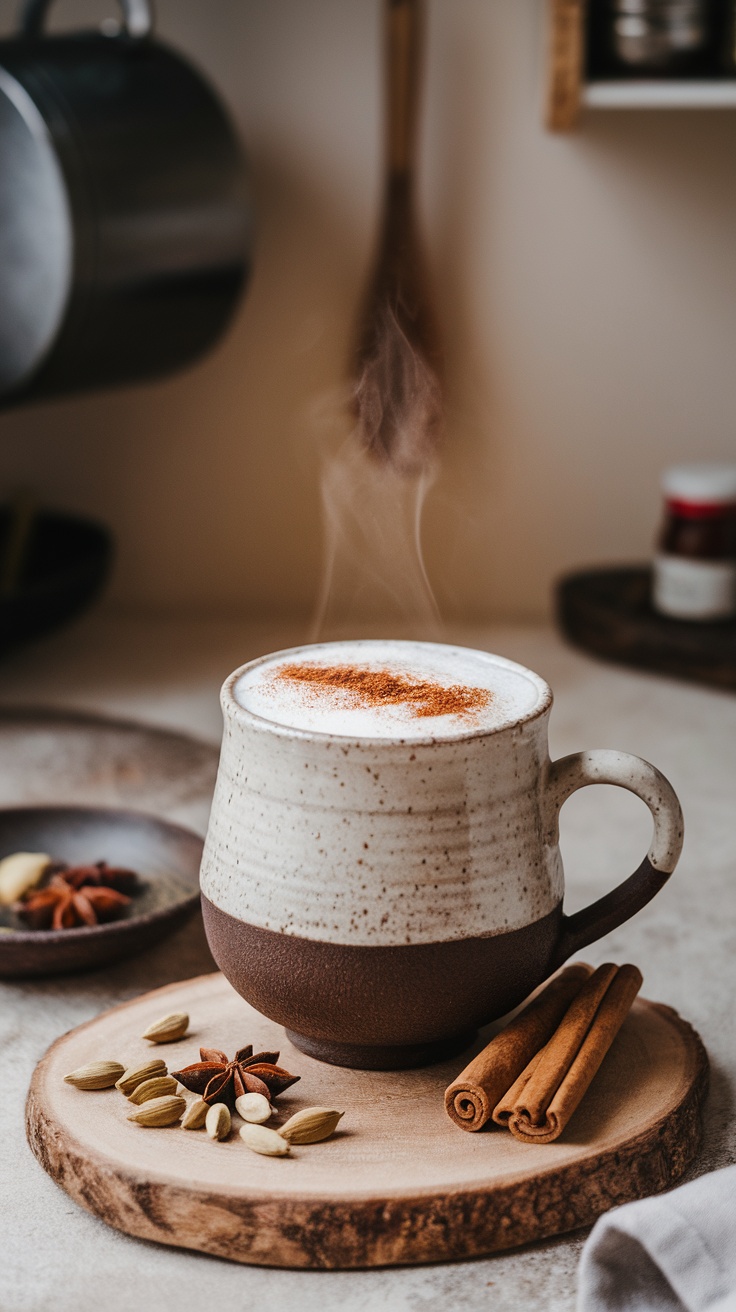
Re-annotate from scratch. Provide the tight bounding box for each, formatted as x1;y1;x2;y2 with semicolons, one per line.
545;0;736;130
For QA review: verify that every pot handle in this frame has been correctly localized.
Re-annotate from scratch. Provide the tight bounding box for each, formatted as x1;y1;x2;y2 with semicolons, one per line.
19;0;153;39
545;749;683;969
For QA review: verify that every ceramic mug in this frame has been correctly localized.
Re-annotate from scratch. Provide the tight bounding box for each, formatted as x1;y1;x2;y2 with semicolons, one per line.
200;641;683;1069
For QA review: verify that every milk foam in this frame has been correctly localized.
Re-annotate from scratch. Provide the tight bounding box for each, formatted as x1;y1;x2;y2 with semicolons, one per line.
233;641;547;740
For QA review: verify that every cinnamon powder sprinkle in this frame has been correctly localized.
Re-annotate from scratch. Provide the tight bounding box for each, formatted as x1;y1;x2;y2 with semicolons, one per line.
275;663;491;719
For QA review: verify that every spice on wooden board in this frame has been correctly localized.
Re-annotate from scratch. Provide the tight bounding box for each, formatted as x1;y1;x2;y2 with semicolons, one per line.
173;1045;299;1111
276;663;491;719
493;963;643;1143
141;1012;189;1044
128;1095;186;1127
205;1102;231;1141
127;1075;179;1105
444;963;593;1132
445;962;643;1142
235;1092;272;1123
240;1123;291;1157
181;1099;208;1130
116;1059;167;1096
61;1027;346;1150
64;1060;125;1090
278;1107;344;1144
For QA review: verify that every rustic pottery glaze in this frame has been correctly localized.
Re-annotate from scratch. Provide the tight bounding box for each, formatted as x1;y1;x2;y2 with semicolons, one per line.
201;641;683;1069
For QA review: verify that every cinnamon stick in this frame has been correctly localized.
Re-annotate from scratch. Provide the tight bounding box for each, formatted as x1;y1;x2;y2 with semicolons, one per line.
492;962;642;1143
444;962;593;1132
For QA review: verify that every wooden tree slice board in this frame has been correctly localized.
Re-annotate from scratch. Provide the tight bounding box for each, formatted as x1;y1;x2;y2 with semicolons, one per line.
557;566;736;691
26;971;708;1270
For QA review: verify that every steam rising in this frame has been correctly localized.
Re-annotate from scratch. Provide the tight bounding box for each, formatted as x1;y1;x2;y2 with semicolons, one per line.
354;302;443;477
310;435;441;640
310;299;444;641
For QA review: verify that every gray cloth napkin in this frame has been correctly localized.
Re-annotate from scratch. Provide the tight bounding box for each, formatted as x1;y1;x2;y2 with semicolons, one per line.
577;1166;736;1312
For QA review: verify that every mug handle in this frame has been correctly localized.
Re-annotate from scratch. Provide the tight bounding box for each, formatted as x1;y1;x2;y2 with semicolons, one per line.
546;749;683;970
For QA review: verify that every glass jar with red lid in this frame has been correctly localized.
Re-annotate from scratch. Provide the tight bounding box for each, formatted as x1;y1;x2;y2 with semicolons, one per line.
653;464;736;621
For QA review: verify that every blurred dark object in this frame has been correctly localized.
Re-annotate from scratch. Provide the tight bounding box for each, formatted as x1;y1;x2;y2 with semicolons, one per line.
0;501;113;656
557;566;736;690
718;0;736;69
588;0;717;76
0;0;251;408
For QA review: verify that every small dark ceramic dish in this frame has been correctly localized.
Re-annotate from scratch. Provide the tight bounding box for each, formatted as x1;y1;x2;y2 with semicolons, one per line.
0;806;203;978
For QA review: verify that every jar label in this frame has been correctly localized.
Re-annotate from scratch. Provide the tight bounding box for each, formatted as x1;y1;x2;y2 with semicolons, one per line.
653;554;736;620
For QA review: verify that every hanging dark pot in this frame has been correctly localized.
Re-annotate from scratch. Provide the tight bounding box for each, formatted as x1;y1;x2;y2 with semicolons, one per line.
0;0;251;406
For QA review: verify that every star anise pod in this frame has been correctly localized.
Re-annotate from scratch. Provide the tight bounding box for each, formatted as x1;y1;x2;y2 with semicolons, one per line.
172;1046;300;1111
15;874;131;931
58;862;142;896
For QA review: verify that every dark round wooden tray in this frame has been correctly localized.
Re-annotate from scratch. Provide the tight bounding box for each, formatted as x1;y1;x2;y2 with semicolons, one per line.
557;566;736;692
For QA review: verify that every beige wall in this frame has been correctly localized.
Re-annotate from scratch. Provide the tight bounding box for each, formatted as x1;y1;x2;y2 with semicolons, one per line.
1;0;735;623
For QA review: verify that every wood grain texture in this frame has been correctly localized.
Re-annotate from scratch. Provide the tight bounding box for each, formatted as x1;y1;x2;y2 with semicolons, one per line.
545;0;586;131
26;972;708;1269
557;567;736;691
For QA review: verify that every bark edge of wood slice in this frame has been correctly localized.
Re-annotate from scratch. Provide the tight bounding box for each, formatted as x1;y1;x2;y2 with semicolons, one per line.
26;971;709;1269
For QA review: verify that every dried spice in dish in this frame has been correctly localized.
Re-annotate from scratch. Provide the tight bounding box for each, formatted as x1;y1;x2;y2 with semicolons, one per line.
16;874;132;930
13;860;142;931
59;862;141;896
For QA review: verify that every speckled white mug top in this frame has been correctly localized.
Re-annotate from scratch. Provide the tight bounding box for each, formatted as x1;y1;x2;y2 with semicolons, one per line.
201;642;563;947
234;640;546;741
201;641;683;951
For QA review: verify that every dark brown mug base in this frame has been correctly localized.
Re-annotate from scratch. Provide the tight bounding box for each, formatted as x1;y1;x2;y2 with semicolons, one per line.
202;894;563;1069
284;1027;477;1071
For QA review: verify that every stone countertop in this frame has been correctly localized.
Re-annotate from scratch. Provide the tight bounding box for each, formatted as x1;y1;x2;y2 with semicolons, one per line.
1;612;734;1312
